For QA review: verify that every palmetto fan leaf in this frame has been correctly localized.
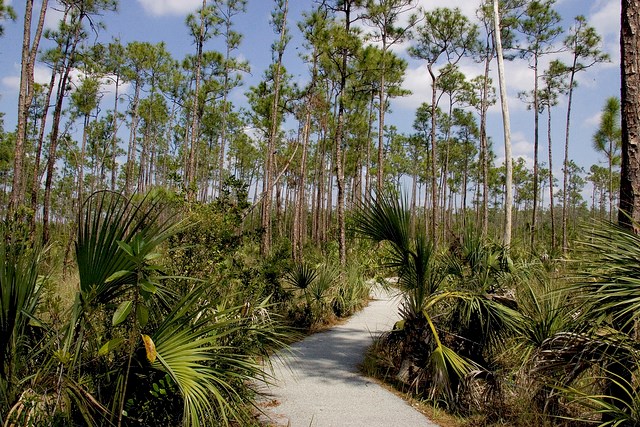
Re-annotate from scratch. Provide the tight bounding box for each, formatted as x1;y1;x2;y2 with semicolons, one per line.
284;263;318;291
353;192;444;313
572;220;640;329
152;285;274;426
0;225;43;415
353;191;477;401
76;190;181;306
352;192;411;263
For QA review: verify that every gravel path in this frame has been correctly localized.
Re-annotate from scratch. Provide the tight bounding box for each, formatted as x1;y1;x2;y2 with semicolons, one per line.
256;287;439;427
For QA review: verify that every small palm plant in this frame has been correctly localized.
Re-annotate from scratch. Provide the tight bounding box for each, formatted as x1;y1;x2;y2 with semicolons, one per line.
0;223;43;421
285;262;340;325
6;190;288;427
443;227;522;368
353;192;476;403
541;220;640;424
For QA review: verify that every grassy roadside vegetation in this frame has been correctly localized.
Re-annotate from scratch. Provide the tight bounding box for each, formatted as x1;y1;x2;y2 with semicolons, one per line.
0;186;372;426
7;184;640;427
356;192;640;427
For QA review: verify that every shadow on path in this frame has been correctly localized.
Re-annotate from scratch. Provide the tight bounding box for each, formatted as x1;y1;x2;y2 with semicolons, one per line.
256;288;439;427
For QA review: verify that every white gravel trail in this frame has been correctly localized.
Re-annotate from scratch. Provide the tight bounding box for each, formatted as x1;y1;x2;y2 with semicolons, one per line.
257;287;439;427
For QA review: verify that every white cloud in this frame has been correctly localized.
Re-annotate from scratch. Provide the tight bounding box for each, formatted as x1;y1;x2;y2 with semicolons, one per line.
44;6;66;30
511;131;535;166
137;0;201;16
589;0;620;40
588;0;620;65
395;64;430;110
1;75;19;90
416;0;478;20
585;111;602;127
100;74;132;98
34;65;51;85
1;64;51;92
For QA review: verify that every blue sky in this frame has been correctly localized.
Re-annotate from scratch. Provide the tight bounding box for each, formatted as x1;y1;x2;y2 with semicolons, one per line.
0;0;622;193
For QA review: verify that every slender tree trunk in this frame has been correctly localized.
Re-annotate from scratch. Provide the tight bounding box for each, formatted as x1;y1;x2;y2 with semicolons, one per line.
531;56;540;249
217;29;233;197
365;92;375;199
29;71;55;236
261;0;289;256
43;12;82;243
9;0;48;217
78;113;90;210
187;0;207;202
462;142;469;229
494;0;513;247
562;63;577;252
428;65;439;242
377;43;386;193
293;105;312;261
547;102;556;250
110;74;120;191
480;52;491;239
125;82;141;196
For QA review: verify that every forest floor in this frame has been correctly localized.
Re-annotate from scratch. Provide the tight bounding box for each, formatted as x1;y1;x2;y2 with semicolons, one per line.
255;287;439;427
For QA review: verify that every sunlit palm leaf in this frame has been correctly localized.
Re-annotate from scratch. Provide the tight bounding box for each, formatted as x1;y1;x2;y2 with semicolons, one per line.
76;190;181;306
572;220;640;329
152;285;277;426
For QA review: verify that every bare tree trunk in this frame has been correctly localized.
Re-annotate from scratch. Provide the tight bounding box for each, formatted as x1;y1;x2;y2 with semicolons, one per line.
377;48;386;193
293;108;311;261
365;92;375;199
480;51;491;239
78;113;90;210
29;71;55;236
43;12;82;244
110;74;120;191
217;39;232;197
494;0;513;248
531;56;540;249
186;0;207;202
9;0;48;217
547;104;556;250
261;0;289;256
125;82;141;196
562;56;578;252
428;65;439;242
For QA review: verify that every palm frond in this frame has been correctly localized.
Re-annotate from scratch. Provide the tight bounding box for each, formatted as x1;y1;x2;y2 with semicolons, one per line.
0;224;43;413
571;220;640;330
152;285;279;426
284;263;318;291
76;190;182;307
352;191;410;252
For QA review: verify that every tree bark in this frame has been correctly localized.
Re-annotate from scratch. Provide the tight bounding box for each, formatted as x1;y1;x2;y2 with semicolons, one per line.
9;0;48;218
261;0;289;257
187;0;207;202
29;70;55;237
547;102;556;250
531;56;540;249
43;8;83;244
428;65;439;242
562;64;577;253
620;0;640;229
494;0;513;248
124;82;141;196
377;45;386;194
480;50;492;239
